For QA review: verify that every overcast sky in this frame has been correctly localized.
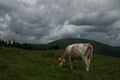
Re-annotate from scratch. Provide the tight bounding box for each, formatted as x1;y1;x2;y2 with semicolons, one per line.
0;0;120;46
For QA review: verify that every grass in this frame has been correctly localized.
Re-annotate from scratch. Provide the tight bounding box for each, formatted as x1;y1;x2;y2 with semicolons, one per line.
0;47;120;80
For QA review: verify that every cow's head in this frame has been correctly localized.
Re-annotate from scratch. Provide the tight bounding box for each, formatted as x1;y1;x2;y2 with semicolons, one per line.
58;57;66;67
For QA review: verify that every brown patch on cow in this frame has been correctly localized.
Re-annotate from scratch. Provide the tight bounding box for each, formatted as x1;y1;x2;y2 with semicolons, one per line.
61;51;69;60
71;46;77;53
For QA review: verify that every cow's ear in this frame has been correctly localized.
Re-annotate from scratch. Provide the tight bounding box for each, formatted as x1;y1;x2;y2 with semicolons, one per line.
58;58;61;61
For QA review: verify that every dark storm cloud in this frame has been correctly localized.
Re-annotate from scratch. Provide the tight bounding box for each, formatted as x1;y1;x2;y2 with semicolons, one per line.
0;0;120;46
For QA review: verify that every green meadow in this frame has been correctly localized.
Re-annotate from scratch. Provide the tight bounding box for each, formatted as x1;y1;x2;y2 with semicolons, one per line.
0;47;120;80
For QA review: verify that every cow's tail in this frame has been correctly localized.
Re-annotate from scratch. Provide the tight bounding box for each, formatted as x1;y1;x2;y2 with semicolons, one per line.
88;45;93;60
84;44;93;60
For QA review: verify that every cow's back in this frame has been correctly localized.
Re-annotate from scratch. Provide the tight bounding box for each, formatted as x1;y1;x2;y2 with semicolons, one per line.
65;43;84;56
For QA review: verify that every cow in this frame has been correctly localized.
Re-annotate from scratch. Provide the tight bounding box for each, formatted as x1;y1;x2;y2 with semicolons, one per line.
58;43;93;71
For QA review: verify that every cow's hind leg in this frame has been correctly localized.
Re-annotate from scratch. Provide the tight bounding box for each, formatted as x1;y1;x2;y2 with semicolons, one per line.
81;56;90;71
85;59;90;71
86;61;90;71
86;53;92;71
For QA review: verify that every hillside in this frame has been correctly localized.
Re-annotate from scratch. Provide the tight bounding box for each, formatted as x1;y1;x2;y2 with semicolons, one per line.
48;38;120;57
1;38;120;57
0;47;120;80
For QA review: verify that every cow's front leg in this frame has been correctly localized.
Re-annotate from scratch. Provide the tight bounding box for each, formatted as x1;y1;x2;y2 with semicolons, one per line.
68;56;73;69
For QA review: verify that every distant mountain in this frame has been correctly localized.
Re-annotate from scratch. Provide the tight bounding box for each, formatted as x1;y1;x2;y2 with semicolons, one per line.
1;38;120;57
48;38;120;57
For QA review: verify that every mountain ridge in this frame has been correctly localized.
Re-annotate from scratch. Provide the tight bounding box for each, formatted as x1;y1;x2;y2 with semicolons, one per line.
48;38;120;57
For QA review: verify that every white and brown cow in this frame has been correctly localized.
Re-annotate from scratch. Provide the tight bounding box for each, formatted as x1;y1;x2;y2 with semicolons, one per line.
58;43;93;71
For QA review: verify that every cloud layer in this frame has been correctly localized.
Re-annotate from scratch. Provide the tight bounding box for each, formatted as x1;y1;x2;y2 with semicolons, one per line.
0;0;120;46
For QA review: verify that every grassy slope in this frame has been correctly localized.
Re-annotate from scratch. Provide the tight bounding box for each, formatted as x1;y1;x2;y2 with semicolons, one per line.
0;47;120;80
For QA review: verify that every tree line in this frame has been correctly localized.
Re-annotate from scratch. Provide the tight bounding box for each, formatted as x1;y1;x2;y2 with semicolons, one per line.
0;39;60;50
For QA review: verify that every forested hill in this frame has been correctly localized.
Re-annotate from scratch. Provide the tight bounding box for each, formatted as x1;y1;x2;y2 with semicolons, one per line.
48;38;120;57
0;38;120;57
